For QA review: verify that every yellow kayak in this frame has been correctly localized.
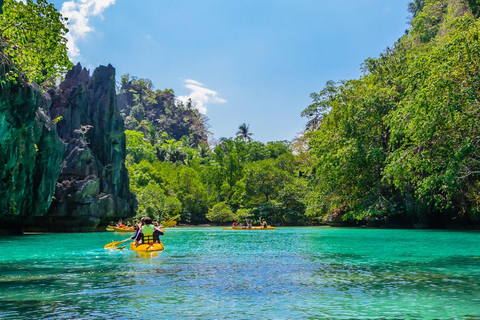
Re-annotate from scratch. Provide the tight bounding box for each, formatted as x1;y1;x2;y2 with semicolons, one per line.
106;226;115;231
223;226;276;230
113;226;136;232
130;242;165;252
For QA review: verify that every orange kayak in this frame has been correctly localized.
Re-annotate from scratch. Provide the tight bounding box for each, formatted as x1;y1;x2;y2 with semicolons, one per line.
113;226;136;232
222;226;276;230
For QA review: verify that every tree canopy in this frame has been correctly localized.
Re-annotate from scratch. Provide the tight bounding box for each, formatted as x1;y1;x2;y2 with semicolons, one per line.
0;0;72;84
302;0;480;227
236;123;254;142
117;74;209;147
125;125;308;225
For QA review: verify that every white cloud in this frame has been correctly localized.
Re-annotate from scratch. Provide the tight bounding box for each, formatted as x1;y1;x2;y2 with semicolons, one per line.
177;79;226;114
60;0;116;59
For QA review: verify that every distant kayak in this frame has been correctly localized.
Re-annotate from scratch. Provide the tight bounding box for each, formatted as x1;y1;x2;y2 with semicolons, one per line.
222;226;276;230
130;242;165;252
113;226;135;232
106;226;115;231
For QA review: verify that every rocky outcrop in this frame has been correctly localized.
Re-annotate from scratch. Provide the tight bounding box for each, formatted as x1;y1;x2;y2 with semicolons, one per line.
25;63;136;232
0;59;65;234
0;59;136;233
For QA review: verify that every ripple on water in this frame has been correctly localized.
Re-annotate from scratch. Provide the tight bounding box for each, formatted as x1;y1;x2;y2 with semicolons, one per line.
0;228;480;319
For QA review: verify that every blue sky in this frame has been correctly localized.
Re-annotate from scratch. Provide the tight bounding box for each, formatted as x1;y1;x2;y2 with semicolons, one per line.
50;0;412;143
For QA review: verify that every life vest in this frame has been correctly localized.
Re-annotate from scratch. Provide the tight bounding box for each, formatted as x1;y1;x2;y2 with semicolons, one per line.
141;224;155;243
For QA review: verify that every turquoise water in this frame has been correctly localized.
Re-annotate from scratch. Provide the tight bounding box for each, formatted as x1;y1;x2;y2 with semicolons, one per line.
0;227;479;319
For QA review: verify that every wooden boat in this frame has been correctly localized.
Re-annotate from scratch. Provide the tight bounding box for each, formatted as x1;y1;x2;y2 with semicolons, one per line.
130;241;165;252
113;226;136;232
222;226;276;230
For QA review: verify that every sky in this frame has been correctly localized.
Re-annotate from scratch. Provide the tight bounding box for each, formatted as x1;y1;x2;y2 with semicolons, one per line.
49;0;412;143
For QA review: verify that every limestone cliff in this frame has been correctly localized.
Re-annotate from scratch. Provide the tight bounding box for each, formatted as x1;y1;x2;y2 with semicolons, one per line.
0;59;136;233
0;59;65;234
26;63;137;232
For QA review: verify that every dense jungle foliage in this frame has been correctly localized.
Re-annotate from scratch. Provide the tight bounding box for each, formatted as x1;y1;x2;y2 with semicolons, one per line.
302;0;480;227
123;124;308;225
116;76;304;225
4;0;480;228
123;0;480;227
118;74;310;225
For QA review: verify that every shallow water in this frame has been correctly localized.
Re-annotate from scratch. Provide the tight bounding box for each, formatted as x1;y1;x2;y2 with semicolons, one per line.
0;227;479;319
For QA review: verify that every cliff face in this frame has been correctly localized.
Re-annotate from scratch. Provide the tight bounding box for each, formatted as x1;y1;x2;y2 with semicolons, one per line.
0;61;136;233
0;62;65;234
26;63;137;232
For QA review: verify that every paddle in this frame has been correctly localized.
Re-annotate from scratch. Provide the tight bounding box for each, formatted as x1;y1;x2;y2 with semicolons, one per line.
162;220;177;228
104;237;131;249
161;214;180;226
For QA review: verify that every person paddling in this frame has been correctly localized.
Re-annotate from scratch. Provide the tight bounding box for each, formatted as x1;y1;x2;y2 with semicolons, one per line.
136;217;164;245
130;217;145;242
261;219;268;228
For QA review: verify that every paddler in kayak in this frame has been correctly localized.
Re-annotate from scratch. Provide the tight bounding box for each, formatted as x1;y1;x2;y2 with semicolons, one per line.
136;217;164;245
261;219;268;228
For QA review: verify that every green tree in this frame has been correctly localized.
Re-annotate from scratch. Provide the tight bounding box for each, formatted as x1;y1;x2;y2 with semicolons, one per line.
467;0;480;17
302;1;480;227
174;166;208;223
384;14;480;221
125;130;156;164
0;0;72;84
236;123;253;142
243;159;289;203
206;202;236;223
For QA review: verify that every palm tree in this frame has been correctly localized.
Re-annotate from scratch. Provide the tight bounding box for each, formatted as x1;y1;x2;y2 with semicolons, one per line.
236;123;253;142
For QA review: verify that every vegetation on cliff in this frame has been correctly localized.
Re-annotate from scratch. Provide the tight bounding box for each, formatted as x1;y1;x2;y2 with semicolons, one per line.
0;0;70;233
0;1;135;233
302;0;480;227
117;75;209;147
0;0;72;85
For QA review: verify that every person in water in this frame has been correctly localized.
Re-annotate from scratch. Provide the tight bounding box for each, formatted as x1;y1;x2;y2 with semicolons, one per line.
136;217;164;245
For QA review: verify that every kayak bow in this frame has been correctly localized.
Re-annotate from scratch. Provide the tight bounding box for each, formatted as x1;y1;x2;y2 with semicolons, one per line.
113;226;136;233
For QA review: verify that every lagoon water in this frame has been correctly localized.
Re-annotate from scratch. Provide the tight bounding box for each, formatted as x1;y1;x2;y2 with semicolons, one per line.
0;227;479;319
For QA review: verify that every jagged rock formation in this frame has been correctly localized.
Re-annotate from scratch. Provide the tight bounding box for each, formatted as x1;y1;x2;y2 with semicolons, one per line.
0;58;136;233
0;59;65;234
25;63;136;232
